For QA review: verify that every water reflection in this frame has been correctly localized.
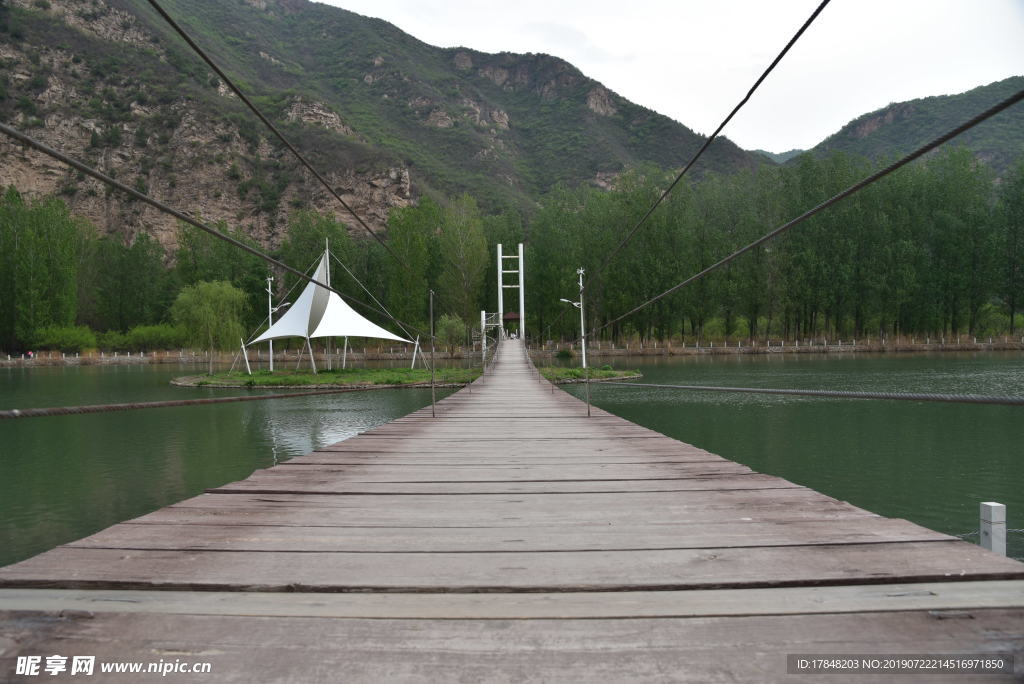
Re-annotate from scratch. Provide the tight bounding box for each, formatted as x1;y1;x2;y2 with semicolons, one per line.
559;351;1024;559
0;362;451;566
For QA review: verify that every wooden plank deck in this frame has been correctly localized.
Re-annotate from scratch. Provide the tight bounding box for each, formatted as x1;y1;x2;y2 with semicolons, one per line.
2;339;1022;682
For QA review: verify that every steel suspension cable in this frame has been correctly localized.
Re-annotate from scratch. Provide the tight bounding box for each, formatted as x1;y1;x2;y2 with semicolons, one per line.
587;0;831;288
243;254;321;345
0;122;426;338
604;382;1024;407
144;0;411;272
329;252;417;343
0;387;382;420
591;87;1024;337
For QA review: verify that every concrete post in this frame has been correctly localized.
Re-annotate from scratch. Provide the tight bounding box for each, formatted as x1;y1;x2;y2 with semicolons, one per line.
980;502;1006;556
480;310;486;376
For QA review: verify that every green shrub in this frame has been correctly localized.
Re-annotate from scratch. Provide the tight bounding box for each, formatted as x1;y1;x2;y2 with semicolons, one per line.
97;330;129;351
702;317;727;340
31;325;97;353
555;348;574;360
125;324;187;351
436;314;466;351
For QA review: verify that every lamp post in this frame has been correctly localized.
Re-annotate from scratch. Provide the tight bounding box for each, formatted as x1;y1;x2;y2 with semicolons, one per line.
265;276;290;372
560;267;589;416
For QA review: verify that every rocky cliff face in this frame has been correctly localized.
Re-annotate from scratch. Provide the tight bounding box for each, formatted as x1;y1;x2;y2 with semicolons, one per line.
848;102;916;139
1;0;768;252
810;78;1024;174
0;0;411;253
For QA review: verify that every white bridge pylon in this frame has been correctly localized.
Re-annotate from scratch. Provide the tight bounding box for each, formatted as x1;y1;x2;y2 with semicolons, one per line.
496;243;525;340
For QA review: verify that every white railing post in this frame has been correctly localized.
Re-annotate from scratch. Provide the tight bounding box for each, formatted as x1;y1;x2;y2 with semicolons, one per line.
980;502;1006;556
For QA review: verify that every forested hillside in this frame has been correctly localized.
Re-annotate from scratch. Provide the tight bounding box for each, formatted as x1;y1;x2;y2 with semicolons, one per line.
1;0;1021;354
526;148;1024;342
0;0;759;248
811;77;1024;174
5;146;1022;354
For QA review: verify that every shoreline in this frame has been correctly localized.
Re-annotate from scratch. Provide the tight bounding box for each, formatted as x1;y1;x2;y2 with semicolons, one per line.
169;375;470;390
170;372;642;389
2;340;1021;368
531;340;1024;358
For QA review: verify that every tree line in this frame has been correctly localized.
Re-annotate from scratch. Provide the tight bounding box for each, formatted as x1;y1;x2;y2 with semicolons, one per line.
0;186;509;354
529;148;1024;342
1;147;1021;354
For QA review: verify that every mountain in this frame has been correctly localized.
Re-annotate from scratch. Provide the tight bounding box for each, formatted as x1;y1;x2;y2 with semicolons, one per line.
0;0;762;249
752;148;804;164
808;77;1024;173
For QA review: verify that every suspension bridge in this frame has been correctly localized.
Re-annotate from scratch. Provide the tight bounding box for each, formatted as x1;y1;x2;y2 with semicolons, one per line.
1;338;1022;680
2;0;1024;678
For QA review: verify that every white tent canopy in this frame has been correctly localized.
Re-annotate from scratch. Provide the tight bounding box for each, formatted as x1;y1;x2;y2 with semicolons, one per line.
250;252;411;345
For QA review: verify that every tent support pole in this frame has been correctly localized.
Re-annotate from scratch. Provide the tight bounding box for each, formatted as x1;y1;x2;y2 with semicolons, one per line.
411;336;420;370
342;337;348;369
307;337;317;374
241;338;252;376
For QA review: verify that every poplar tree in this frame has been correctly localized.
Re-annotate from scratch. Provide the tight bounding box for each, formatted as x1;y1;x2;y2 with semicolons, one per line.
171;280;248;375
438;194;487;326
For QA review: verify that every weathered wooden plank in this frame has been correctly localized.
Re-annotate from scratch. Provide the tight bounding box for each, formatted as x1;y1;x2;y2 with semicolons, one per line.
61;517;953;553
3;581;1022;619
116;504;880;530
200;475;798;495
1;609;1021;683
3;338;1023;684
300;446;726;459
209;463;756;485
2;542;1020;592
119;489;877;530
282;456;741;466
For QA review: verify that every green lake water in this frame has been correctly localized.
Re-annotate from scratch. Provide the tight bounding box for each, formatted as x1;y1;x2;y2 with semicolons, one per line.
560;350;1024;559
0;362;451;567
1;351;1022;567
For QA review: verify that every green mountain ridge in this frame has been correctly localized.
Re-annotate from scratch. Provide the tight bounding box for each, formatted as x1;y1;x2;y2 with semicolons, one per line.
144;0;763;199
808;77;1024;173
752;148;805;164
1;0;1019;252
0;0;762;242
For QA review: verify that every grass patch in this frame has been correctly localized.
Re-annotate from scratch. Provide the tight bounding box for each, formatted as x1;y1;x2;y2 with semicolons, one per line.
537;366;640;383
191;366;480;387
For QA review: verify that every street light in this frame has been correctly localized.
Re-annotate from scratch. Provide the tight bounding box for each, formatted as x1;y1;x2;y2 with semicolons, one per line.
265;275;291;373
559;267;589;416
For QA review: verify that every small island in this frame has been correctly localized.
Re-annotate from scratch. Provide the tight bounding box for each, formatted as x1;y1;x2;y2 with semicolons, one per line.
172;366;640;388
538;366;641;384
172;367;479;389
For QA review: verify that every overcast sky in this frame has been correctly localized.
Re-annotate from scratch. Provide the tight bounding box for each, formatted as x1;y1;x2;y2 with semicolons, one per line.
317;0;1023;153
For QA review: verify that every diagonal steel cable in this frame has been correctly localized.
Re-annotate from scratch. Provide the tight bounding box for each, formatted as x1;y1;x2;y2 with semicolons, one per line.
587;0;832;290
144;0;411;272
590;88;1024;337
0;121;426;338
605;382;1024;407
330;251;417;343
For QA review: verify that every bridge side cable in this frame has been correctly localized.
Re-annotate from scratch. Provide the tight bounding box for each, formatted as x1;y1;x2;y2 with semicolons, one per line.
606;382;1024;407
588;0;832;288
589;87;1024;337
144;0;412;273
0;387;397;421
0;121;425;338
543;0;830;339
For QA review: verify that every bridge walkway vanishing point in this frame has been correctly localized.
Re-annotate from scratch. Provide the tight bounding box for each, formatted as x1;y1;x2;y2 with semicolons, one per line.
1;339;1023;682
